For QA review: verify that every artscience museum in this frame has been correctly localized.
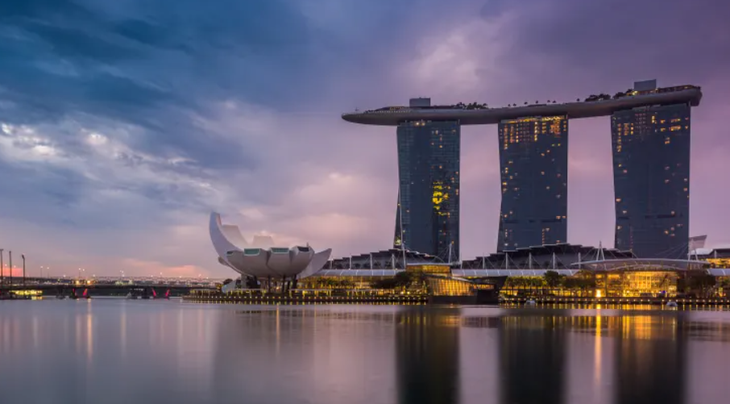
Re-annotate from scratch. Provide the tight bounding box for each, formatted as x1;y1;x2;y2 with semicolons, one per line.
209;212;332;281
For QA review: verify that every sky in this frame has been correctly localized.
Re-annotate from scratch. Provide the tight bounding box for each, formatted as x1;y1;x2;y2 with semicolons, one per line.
0;0;728;278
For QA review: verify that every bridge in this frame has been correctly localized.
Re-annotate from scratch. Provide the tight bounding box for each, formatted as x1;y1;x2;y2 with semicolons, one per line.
0;276;221;298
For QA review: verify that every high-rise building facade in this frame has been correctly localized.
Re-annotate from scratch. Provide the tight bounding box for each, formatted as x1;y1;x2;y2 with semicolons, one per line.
497;116;568;251
394;120;460;262
611;104;691;257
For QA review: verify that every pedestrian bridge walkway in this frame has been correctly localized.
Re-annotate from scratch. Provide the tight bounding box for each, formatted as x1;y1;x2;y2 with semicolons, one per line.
312;269;579;278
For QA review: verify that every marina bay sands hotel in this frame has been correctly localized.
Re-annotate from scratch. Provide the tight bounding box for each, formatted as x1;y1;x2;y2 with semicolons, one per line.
342;80;703;261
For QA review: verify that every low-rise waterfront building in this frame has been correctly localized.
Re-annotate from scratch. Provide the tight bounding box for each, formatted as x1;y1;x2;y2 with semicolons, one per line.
302;243;729;300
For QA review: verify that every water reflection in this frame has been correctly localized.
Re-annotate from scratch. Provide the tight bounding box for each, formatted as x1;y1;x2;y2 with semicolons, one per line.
396;308;460;404
1;302;730;404
498;315;566;404
615;315;687;404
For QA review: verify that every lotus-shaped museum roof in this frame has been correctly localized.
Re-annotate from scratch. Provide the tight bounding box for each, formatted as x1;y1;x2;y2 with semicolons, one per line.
209;212;331;278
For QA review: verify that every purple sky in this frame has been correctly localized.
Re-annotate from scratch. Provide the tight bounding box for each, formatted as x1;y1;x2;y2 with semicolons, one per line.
0;0;728;277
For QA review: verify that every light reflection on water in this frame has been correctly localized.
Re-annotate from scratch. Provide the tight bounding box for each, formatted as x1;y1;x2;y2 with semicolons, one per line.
1;300;729;404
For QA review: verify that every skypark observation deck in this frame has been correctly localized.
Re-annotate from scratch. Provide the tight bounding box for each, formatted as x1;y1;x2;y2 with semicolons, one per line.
341;86;702;126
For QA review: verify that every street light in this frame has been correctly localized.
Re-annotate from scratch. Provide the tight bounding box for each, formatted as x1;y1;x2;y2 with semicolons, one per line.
0;249;4;285
8;251;12;286
21;254;25;287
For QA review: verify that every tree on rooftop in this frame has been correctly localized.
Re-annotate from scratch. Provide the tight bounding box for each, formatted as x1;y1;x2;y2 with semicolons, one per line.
544;270;564;288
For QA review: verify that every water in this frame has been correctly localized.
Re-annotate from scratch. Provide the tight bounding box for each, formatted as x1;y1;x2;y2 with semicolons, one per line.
1;300;730;404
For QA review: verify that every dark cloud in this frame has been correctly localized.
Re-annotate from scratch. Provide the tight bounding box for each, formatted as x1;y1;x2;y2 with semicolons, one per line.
479;0;510;20
487;0;730;89
0;0;317;172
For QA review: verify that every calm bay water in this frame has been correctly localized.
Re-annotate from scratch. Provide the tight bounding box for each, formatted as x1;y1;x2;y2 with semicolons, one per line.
1;300;730;404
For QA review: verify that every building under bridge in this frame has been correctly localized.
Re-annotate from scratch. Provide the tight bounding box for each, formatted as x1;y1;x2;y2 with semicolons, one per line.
300;243;727;298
